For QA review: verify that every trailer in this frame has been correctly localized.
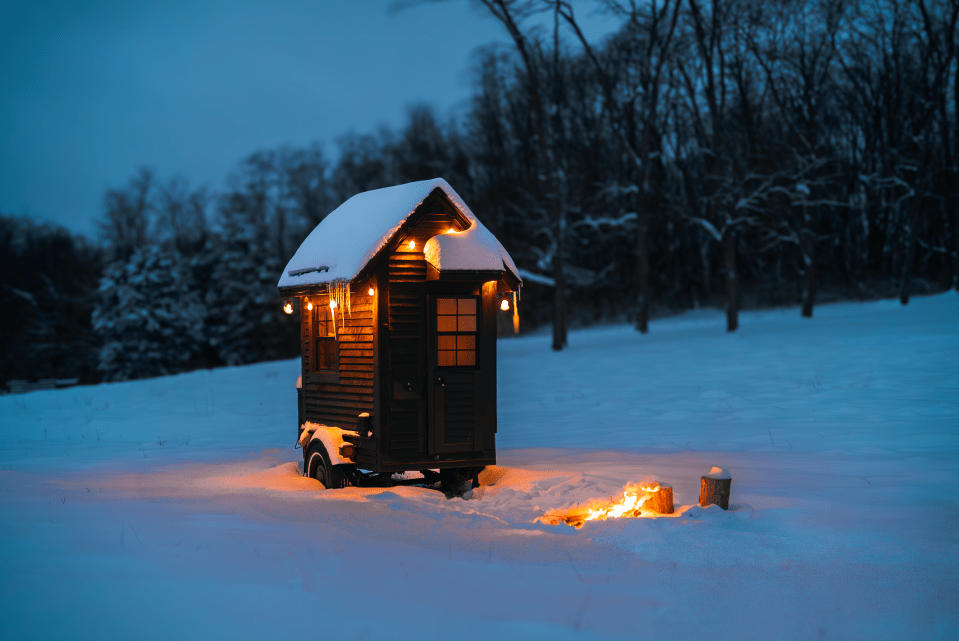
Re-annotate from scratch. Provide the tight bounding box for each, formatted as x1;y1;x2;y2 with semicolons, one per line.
277;178;522;493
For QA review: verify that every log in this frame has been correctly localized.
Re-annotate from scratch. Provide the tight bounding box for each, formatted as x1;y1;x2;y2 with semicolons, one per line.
645;483;674;514
700;467;731;510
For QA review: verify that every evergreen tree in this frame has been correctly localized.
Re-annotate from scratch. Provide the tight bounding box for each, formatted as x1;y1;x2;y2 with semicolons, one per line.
92;246;203;381
203;214;292;366
0;214;103;384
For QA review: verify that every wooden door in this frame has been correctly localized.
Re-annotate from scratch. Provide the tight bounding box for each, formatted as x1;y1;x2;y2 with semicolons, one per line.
386;282;427;458
429;295;481;454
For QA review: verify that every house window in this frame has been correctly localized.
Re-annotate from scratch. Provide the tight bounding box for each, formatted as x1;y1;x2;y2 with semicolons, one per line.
314;305;336;371
437;297;477;367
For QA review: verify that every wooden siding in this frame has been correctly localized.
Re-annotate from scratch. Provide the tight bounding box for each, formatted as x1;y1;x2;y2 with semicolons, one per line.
302;288;376;434
384;201;464;460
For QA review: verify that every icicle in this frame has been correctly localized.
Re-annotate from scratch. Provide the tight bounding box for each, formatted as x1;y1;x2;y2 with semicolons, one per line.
512;290;520;335
323;281;354;338
330;281;347;329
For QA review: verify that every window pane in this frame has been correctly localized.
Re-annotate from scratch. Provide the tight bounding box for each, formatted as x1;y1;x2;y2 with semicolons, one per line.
437;316;457;332
457;315;476;332
316;339;335;370
438;351;456;367
456;335;475;350
457;298;476;315
316;308;334;337
437;298;457;315
457;350;475;366
438;335;456;350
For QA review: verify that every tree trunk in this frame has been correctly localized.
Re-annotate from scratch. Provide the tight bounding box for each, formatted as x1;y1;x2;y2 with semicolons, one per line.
954;195;959;293
701;238;711;303
722;228;739;332
636;211;650;333
899;201;917;305
801;246;817;318
552;215;568;351
801;207;817;318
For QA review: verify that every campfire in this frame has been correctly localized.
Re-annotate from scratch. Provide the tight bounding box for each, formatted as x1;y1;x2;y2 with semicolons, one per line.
537;481;674;528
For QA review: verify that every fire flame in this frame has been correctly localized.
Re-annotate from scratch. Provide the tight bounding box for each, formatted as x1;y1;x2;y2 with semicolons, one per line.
538;483;667;528
585;484;660;521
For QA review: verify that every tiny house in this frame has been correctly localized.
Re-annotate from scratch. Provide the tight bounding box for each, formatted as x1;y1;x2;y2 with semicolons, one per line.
277;178;522;490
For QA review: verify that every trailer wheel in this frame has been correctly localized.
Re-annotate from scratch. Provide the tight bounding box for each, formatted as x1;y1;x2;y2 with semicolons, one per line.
440;467;481;497
305;441;347;489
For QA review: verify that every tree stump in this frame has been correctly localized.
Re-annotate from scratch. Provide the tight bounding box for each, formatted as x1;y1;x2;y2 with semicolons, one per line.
700;467;731;510
645;483;674;514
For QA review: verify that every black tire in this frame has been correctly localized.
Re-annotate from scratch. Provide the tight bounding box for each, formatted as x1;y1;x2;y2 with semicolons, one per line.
440;466;481;497
305;441;348;489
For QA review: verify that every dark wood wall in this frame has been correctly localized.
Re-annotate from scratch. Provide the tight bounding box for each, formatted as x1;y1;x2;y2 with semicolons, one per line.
301;283;377;435
384;198;466;460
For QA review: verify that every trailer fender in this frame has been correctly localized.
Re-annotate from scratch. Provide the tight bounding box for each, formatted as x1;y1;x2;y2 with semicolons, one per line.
301;422;355;466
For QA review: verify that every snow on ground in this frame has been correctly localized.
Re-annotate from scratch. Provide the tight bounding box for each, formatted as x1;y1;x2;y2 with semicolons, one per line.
1;294;957;640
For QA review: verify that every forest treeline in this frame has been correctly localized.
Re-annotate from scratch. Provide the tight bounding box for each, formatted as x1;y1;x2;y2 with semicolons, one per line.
2;0;957;385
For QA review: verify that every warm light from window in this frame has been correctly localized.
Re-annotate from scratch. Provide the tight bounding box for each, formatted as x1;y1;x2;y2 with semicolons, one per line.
368;287;375;296
501;298;510;311
330;299;337;310
408;240;415;249
283;301;293;315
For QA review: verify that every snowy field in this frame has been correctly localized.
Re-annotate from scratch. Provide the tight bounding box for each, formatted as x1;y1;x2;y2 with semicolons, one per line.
1;294;957;640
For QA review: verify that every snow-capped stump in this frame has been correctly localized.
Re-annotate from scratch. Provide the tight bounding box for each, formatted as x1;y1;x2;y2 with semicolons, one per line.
700;467;732;510
645;482;674;514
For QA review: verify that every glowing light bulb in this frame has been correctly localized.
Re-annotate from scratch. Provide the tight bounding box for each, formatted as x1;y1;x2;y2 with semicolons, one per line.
306;300;313;311
500;298;510;311
330;299;337;310
368;287;375;296
283;301;293;315
408;240;415;249
447;228;455;234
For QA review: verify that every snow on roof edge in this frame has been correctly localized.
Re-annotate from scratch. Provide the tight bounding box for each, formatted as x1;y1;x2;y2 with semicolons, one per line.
277;178;521;290
434;179;522;285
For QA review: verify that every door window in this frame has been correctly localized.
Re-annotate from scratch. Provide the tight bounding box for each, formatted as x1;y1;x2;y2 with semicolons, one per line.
436;297;477;367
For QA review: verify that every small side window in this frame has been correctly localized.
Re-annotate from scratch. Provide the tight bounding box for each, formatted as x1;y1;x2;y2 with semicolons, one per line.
314;305;337;372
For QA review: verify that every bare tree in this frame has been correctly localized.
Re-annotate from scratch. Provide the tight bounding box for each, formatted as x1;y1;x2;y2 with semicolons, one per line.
747;0;845;317
97;167;154;262
155;175;209;256
676;0;758;331
554;0;680;333
476;0;570;349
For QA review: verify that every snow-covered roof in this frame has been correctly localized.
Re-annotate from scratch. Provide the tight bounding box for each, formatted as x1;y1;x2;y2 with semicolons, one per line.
277;178;521;290
423;223;504;273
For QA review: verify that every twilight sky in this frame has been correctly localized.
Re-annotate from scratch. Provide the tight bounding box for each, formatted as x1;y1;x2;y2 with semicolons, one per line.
0;0;617;237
